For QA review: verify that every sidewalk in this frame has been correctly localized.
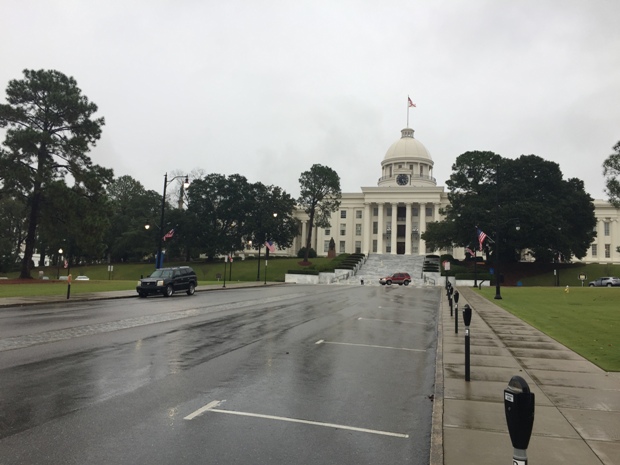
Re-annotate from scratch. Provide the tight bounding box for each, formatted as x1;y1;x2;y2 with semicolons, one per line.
0;281;282;308
434;287;620;465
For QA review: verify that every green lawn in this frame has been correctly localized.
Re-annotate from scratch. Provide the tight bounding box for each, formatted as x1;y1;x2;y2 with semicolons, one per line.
476;287;620;372
0;257;335;298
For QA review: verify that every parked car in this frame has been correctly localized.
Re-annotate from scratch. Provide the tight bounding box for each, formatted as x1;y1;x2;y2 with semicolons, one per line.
136;266;197;297
379;272;411;286
588;277;620;287
75;275;90;281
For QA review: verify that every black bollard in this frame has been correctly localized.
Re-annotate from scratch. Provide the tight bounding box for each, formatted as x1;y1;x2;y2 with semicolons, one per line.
463;304;472;381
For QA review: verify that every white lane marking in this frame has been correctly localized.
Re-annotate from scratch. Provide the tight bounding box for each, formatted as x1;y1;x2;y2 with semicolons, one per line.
184;400;222;420
191;403;408;438
358;317;417;324
317;340;425;352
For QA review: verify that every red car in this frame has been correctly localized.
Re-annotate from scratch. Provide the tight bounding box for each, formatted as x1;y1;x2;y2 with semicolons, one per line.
379;273;411;286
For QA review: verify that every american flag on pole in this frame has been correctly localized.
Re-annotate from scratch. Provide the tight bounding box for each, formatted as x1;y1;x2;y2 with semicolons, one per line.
465;247;475;257
163;229;175;241
265;240;275;253
477;228;488;251
408;97;416;108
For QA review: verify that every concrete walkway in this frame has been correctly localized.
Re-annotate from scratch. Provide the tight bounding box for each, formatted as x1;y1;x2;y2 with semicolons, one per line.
434;287;620;465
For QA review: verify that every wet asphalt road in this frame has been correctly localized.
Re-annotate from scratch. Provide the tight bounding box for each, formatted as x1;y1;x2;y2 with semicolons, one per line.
0;285;440;465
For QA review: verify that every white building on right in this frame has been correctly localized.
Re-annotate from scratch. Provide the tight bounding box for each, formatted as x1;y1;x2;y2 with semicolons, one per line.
583;200;620;263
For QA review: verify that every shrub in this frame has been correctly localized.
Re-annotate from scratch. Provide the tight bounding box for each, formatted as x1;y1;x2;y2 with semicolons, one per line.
297;247;317;259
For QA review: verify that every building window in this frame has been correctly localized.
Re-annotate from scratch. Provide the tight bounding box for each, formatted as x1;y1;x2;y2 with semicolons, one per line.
356;210;362;219
413;207;419;216
325;229;330;236
324;241;330;252
605;244;611;258
373;207;378;216
340;223;346;235
426;206;433;217
340;210;346;219
412;246;418;254
339;241;346;253
355;241;361;253
372;240;377;253
386;245;391;253
373;222;378;234
592;244;597;256
387;207;392;217
604;221;610;236
355;224;362;236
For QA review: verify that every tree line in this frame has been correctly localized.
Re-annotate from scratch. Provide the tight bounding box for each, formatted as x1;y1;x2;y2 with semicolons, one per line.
0;70;342;277
2;69;618;277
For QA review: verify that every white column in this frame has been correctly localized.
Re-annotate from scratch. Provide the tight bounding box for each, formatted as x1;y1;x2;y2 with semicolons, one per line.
363;203;372;255
405;203;412;255
419;203;426;255
377;203;384;254
391;202;397;254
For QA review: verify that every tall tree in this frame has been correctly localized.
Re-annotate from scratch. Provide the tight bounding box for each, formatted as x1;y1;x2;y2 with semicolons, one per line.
0;69;111;278
297;164;341;262
603;140;620;208
423;152;596;262
105;175;161;262
187;174;254;259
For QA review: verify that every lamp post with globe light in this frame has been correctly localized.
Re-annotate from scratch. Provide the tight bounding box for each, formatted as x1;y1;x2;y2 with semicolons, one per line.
57;248;63;279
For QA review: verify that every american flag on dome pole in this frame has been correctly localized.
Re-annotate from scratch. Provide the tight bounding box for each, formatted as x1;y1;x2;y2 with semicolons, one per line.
407;96;416;128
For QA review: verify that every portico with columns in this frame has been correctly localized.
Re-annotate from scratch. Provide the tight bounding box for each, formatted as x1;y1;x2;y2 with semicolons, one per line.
289;126;452;258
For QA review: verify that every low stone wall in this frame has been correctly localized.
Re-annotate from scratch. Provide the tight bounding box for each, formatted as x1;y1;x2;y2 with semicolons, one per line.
285;274;319;284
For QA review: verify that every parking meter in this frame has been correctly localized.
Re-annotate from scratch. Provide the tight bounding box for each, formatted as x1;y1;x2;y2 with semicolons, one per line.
504;375;535;464
463;304;472;381
463;304;472;327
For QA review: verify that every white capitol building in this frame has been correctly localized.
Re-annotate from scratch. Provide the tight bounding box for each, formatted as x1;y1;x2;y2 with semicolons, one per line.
284;127;620;264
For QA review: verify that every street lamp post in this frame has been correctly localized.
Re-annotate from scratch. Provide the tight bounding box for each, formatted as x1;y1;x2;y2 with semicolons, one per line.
264;213;277;285
57;248;63;279
156;173;189;269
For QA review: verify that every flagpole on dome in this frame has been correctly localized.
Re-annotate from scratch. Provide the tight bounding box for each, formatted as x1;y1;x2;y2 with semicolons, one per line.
407;96;416;128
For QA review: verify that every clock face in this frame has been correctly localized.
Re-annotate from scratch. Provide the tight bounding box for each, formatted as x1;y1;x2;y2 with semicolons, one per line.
396;174;409;186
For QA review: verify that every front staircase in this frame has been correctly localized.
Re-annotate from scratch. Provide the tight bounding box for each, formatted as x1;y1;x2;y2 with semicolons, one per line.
342;254;441;286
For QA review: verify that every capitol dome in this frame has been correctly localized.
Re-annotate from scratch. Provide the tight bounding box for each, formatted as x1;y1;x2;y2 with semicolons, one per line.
383;128;432;161
378;128;436;187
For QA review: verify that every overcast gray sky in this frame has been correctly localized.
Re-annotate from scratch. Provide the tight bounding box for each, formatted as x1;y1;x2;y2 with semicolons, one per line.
2;0;619;201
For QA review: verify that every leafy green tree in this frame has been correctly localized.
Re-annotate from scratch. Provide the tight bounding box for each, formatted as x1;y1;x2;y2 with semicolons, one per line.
105;175;161;262
187;174;254;259
297;164;341;262
0;196;27;272
37;180;112;267
603;141;620;208
0;69;112;278
186;175;297;267
423;152;596;262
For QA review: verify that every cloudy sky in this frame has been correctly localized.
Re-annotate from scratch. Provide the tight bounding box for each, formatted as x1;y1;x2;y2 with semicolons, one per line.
2;0;619;201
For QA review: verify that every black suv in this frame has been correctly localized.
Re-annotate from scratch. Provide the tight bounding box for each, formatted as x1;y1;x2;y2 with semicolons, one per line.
137;266;197;298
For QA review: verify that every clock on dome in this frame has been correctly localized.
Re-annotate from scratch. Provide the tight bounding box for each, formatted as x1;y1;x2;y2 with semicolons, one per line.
396;174;409;186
